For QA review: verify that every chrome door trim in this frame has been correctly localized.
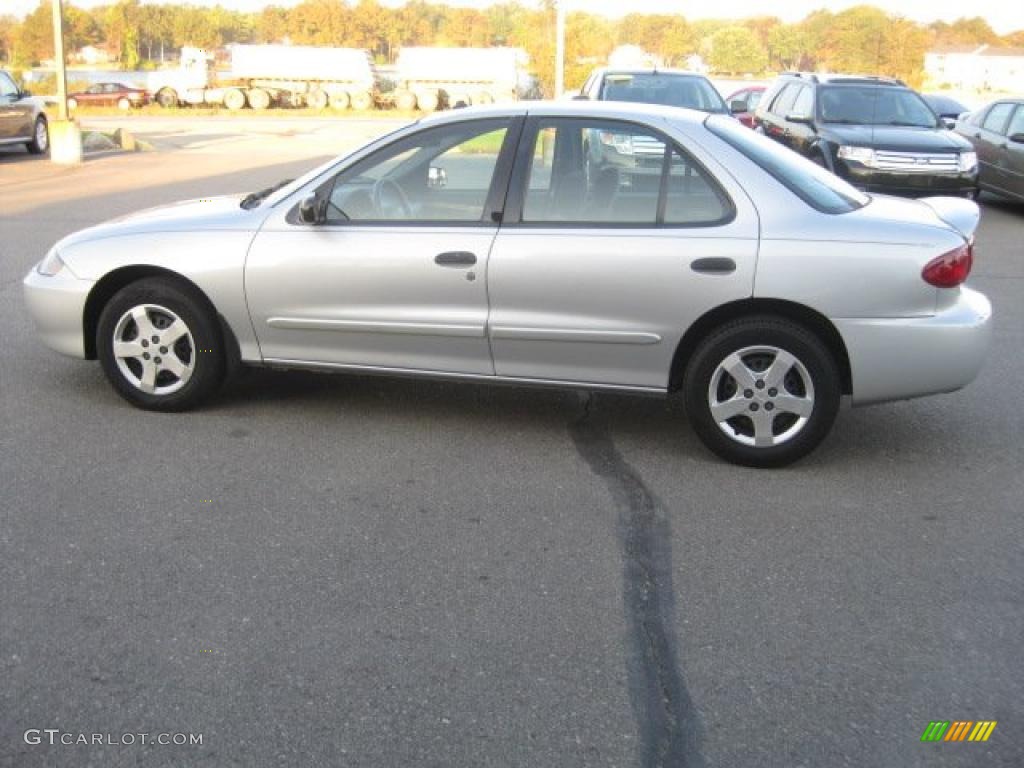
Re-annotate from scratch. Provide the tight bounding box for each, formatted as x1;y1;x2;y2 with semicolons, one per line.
266;317;485;338
489;327;662;345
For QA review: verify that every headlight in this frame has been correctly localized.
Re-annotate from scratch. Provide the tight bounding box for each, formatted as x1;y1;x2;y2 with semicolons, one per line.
599;131;633;155
958;151;978;172
37;248;66;276
837;146;876;167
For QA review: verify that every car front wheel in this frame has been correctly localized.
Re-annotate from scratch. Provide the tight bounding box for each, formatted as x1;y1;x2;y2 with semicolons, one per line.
683;317;841;467
97;278;225;411
26;115;49;154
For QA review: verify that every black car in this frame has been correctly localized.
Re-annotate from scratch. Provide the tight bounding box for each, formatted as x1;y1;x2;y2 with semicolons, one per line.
577;68;729;114
956;99;1024;202
753;73;978;196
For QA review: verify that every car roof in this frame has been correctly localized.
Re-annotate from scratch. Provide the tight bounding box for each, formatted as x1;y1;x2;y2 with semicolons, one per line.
778;72;907;87
593;67;710;79
418;100;712;128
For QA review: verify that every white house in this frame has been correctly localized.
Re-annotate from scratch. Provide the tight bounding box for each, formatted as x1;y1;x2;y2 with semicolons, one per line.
925;45;1024;93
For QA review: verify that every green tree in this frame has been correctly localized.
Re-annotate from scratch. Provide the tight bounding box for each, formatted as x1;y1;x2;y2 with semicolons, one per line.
709;26;766;74
768;24;802;70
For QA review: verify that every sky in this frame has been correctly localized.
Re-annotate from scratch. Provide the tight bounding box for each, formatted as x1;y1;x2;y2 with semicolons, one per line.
7;0;1024;35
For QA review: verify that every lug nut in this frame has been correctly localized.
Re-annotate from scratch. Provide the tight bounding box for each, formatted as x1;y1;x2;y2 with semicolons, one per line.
765;402;775;411
143;353;150;360
159;346;167;354
768;387;778;397
151;335;159;343
743;389;754;399
750;403;760;411
141;340;149;348
755;380;765;390
155;357;162;364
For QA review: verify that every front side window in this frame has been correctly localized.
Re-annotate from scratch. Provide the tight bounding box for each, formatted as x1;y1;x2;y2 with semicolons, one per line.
1005;106;1024;137
982;103;1014;135
520;119;730;226
707;115;869;214
325;119;511;223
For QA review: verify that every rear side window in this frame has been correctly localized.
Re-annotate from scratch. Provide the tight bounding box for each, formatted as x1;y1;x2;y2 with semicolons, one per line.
982;103;1014;134
1006;106;1024;137
598;73;727;113
0;72;18;97
706;115;868;214
769;83;801;117
518;118;731;227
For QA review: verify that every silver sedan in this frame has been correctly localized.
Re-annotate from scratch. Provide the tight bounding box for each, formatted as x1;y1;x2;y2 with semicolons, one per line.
23;102;992;467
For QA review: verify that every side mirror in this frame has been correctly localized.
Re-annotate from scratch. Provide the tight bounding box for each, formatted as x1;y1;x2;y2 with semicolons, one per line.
298;194;322;224
729;99;746;113
20;88;32;98
786;112;814;125
572;93;589;101
427;166;448;188
1009;132;1024;144
941;117;956;130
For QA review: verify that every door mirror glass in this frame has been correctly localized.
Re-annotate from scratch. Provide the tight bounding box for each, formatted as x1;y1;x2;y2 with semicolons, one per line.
729;98;747;113
298;195;321;224
1009;133;1024;144
427;166;448;188
786;112;813;125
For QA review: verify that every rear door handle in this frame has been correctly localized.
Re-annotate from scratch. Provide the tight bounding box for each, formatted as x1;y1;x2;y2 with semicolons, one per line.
691;257;736;275
435;251;477;267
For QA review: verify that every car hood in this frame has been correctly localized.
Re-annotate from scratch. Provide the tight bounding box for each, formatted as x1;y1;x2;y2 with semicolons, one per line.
822;124;972;152
56;195;264;249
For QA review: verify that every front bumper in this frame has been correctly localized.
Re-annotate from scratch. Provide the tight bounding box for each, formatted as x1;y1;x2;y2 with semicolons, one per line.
835;286;992;406
23;267;94;359
838;161;978;196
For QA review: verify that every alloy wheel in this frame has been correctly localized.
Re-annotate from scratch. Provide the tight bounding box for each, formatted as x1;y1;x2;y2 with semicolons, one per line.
112;304;195;395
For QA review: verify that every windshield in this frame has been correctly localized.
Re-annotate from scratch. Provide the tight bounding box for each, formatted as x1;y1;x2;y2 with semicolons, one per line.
705;115;869;214
600;73;728;113
818;86;938;128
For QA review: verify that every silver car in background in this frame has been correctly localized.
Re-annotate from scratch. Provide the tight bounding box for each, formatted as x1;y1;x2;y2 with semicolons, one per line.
23;102;991;466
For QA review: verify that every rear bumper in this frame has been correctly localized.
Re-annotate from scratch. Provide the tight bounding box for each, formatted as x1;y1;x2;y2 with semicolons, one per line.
23;268;93;359
835;287;992;406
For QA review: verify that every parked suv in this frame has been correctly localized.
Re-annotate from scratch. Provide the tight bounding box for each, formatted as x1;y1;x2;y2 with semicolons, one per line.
0;70;49;155
753;73;977;196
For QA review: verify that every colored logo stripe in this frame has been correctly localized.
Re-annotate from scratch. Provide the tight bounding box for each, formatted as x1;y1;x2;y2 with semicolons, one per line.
969;721;997;742
921;720;996;742
945;721;973;741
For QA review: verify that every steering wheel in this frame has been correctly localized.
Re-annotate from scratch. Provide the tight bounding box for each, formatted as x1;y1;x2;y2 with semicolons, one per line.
372;177;413;219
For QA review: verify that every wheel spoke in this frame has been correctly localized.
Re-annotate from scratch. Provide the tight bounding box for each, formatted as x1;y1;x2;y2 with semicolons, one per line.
763;349;797;389
130;306;157;339
710;396;750;422
750;409;775;447
721;353;757;390
774;393;813;418
160;353;189;379
112;339;145;359
159;319;189;346
138;361;157;393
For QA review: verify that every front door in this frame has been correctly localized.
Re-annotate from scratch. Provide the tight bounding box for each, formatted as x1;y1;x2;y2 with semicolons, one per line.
487;117;759;390
246;117;520;376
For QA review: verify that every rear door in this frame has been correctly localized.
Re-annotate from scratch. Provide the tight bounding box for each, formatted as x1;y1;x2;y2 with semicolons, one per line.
971;102;1015;192
485;116;759;390
762;83;800;146
0;72;27;141
998;105;1024;198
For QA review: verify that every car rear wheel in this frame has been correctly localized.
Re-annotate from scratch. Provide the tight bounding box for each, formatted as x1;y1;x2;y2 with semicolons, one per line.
683;317;841;467
26;115;49;154
156;88;178;108
117;97;131;110
97;278;225;411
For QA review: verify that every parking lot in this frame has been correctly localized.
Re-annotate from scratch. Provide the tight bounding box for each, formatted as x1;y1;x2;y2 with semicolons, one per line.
1;117;1022;767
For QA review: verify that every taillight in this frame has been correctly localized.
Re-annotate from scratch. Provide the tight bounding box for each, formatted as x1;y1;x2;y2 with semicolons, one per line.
922;242;973;288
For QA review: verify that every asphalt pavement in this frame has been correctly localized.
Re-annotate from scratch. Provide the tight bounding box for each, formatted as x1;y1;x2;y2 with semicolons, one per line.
1;124;1022;767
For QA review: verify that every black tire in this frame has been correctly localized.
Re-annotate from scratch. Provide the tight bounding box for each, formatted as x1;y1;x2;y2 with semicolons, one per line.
26;115;49;155
683;316;841;468
156;88;178;108
96;278;225;412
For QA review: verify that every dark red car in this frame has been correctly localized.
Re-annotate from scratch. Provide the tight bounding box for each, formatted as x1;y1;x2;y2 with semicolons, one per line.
67;82;149;110
726;86;765;128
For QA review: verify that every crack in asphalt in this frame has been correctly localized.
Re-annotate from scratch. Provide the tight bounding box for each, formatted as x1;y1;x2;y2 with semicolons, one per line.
569;393;704;768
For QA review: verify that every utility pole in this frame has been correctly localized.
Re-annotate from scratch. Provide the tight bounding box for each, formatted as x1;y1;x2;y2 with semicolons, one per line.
555;1;565;98
51;0;68;121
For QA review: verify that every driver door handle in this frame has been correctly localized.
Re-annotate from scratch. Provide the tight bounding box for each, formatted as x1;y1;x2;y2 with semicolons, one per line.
435;251;477;267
